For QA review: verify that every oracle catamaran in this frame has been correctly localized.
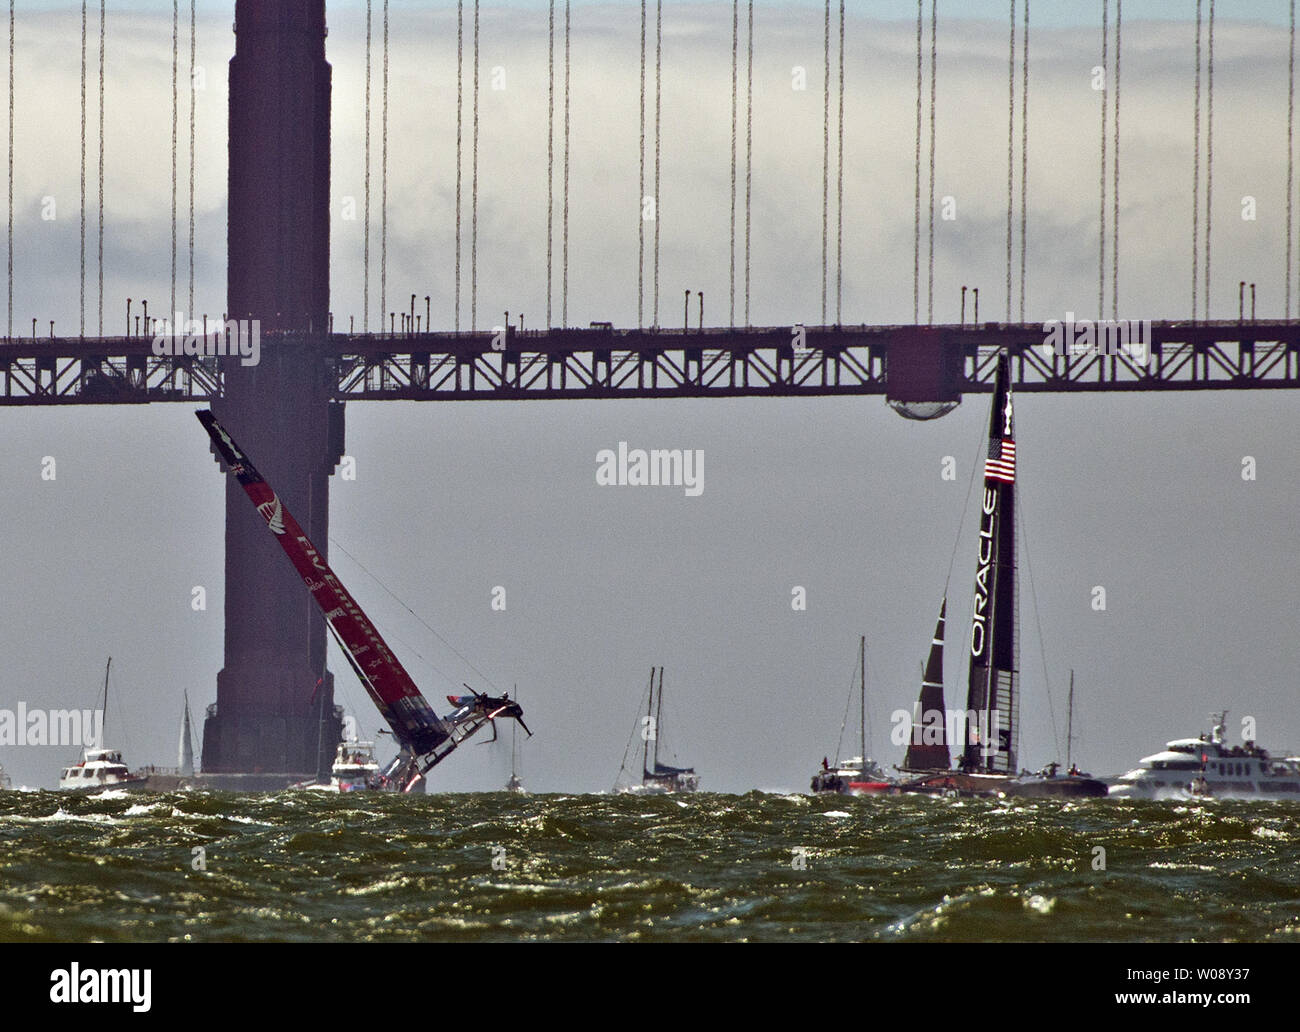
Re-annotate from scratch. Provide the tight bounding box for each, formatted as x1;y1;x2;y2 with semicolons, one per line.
198;410;530;792
896;354;1106;799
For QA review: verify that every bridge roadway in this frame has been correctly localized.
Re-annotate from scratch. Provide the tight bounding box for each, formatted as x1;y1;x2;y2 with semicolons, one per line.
2;321;1298;406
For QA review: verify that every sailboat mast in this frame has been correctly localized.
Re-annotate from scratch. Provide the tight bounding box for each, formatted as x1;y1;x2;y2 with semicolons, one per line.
642;666;655;777
101;657;111;746
654;667;665;771
1067;671;1074;772
859;635;866;763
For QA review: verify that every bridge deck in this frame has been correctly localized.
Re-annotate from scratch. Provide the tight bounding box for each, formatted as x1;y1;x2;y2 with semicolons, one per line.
1;321;1297;405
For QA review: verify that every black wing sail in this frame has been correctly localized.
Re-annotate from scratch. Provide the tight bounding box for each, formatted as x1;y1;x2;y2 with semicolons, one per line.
904;598;950;771
962;353;1019;773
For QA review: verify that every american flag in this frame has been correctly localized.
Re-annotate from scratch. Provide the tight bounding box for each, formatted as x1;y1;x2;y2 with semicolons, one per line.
985;438;1016;482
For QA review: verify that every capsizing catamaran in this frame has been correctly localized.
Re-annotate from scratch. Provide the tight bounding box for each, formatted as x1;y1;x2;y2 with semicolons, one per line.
197;410;531;793
895;354;1106;799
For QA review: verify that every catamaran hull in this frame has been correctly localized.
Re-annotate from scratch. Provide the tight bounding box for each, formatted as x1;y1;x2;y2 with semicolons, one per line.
897;771;1107;798
1003;775;1109;798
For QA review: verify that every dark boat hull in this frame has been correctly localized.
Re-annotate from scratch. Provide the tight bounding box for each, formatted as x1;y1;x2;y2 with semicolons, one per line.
898;771;1108;798
1003;775;1109;798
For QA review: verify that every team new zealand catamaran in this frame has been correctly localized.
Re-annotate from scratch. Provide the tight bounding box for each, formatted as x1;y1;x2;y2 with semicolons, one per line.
197;410;530;792
896;354;1106;799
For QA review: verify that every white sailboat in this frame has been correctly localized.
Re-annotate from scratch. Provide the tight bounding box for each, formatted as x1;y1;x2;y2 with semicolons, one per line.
811;636;890;794
616;667;699;794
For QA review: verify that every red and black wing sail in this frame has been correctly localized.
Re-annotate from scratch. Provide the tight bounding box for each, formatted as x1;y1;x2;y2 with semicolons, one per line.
962;353;1019;773
197;410;450;756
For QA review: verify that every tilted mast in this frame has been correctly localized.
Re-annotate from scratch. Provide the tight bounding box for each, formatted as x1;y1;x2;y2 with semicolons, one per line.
962;353;1019;774
197;410;527;789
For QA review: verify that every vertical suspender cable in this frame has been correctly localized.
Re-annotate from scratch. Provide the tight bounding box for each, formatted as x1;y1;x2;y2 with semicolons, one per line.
562;0;570;327
80;1;86;336
471;0;479;332
1112;0;1120;321
837;0;844;324
546;0;554;328
639;0;646;329
381;0;388;330
6;0;11;339
455;0;462;332
364;0;371;331
1019;0;1028;323
913;0;921;325
171;0;177;327
744;0;752;327
97;0;104;335
820;1;829;325
653;0;661;328
927;0;936;325
1098;0;1106;321
1204;0;1214;321
730;0;737;326
1192;0;1201;322
188;0;195;319
1288;0;1295;320
1005;0;1015;323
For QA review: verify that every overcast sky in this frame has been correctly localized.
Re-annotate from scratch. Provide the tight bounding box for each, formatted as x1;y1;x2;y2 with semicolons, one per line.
2;2;1299;792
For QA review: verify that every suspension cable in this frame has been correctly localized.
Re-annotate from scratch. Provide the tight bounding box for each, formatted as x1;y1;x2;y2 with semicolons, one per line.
1098;0;1106;321
822;0;829;325
7;0;11;339
1006;0;1015;323
639;0;646;328
837;0;844;325
1112;0;1120;320
80;1;86;336
455;0;462;333
1019;0;1028;322
744;0;752;327
1192;0;1200;322
97;0;104;335
653;0;661;328
730;0;737;326
381;0;388;331
188;0;195;319
171;0;177;326
562;0;570;328
927;0;936;325
1289;0;1296;320
471;0;479;332
364;0;371;331
547;0;554;328
913;0;921;324
1204;0;1214;321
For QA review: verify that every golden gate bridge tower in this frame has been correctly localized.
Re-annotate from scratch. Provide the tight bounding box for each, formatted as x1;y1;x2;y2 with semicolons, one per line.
203;0;343;777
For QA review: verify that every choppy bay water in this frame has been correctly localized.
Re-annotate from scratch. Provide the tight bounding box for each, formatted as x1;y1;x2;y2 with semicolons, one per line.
1;789;1298;942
